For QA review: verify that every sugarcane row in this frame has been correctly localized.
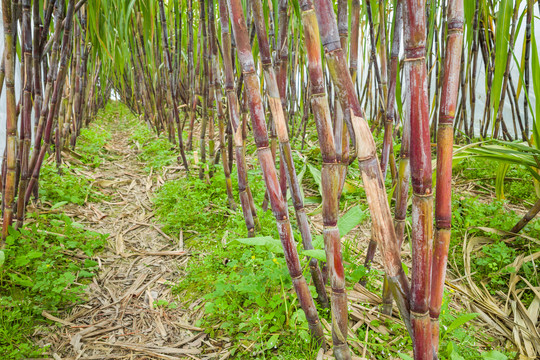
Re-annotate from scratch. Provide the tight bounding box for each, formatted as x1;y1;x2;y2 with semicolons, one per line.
12;0;540;359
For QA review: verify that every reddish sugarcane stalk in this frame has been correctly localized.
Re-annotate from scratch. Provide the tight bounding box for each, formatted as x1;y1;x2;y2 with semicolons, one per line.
312;0;413;341
335;0;349;199
15;0;33;229
32;0;42;133
251;0;328;309
403;0;434;358
26;0;76;204
349;0;360;83
276;0;289;200
299;1;350;357
380;0;402;178
218;0;258;237
382;110;411;316
158;0;189;172
361;0;404;290
430;0;464;353
199;0;209;180
381;0;405;316
1;0;17;243
208;0;236;209
227;0;325;344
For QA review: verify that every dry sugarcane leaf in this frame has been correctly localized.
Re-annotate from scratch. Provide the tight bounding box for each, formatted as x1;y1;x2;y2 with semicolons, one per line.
475;226;540;245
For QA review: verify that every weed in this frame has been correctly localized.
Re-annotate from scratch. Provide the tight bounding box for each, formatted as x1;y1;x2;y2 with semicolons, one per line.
0;214;107;359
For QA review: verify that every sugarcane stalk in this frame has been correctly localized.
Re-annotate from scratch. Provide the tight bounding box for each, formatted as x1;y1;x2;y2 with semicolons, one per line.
26;0;76;204
523;0;532;140
402;0;436;357
218;0;257;237
251;0;328;309
469;0;479;138
15;0;33;229
380;0;405;315
430;0;464;353
227;0;325;344
208;0;236;209
158;0;189;172
199;0;209;180
311;0;413;342
2;0;18;243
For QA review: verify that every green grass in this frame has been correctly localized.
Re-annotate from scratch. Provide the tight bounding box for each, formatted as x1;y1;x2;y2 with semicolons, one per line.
0;214;107;359
453;156;537;204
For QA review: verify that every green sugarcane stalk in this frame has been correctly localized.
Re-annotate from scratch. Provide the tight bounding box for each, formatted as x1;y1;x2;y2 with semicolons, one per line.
227;0;325;345
430;0;464;353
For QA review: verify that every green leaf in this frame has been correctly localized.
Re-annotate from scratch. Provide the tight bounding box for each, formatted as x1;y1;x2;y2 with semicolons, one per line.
302;249;327;262
531;20;540;148
495;163;510;199
236;236;274;247
51;201;69;210
338;205;366;237
235;237;284;254
266;334;279;349
445;342;464;360
8;273;33;287
491;0;514;124
398;354;413;360
0;250;4;267
481;350;508;360
443;313;479;338
307;164;322;196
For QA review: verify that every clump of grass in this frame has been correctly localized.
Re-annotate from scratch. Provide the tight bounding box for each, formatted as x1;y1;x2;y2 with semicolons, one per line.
0;213;107;359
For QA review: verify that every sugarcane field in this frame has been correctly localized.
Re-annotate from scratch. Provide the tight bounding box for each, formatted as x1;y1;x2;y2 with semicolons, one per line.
1;0;540;359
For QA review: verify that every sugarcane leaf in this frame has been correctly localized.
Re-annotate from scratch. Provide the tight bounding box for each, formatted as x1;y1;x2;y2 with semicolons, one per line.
307;164;322;195
442;312;479;338
495;163;510;200
312;235;323;249
302;249;327;262
531;20;540;148
463;0;475;48
491;0;514;124
338;205;366;236
0;251;4;267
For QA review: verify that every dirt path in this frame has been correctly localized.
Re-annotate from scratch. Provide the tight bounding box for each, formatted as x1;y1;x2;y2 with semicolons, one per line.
38;121;216;359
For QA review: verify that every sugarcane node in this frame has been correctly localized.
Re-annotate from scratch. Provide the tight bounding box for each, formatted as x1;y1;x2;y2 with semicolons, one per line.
331;287;346;294
410;310;430;319
413;191;433;198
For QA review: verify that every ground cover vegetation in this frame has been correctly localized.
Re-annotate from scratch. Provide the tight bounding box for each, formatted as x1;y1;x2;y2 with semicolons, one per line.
0;0;539;359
